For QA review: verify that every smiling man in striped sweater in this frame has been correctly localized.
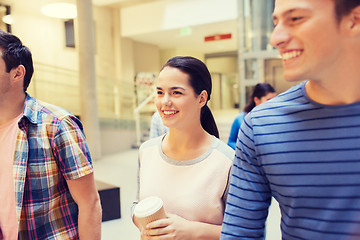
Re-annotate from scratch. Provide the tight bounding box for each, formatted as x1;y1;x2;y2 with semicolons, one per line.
221;0;360;239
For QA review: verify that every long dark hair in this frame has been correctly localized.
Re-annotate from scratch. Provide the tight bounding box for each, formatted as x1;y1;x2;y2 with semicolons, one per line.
161;56;219;138
244;83;275;113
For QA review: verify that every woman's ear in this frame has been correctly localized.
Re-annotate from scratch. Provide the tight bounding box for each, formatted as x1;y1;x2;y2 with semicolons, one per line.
254;96;261;106
199;90;208;108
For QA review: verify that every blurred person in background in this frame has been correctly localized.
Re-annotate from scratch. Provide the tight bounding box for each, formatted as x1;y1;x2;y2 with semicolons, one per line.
149;110;168;138
227;83;276;150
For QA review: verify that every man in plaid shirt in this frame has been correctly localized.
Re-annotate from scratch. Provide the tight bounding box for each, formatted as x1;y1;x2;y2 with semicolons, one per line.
0;30;102;239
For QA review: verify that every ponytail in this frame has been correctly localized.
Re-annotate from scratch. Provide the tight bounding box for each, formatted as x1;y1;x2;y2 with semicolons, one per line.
201;105;219;138
244;101;256;113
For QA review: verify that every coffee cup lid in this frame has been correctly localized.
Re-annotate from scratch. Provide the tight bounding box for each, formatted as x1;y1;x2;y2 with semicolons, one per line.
134;196;163;218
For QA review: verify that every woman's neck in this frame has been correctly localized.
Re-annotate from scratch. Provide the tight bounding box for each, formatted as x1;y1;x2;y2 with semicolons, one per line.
161;127;213;161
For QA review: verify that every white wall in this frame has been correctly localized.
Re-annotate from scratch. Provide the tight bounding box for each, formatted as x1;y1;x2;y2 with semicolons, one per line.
9;2;142;154
160;49;204;67
134;41;160;73
206;56;237;73
94;6;116;78
7;0;243;154
12;11;78;71
120;0;237;37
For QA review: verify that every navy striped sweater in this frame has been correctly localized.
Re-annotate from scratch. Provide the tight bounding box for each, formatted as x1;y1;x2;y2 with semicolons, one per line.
221;81;360;240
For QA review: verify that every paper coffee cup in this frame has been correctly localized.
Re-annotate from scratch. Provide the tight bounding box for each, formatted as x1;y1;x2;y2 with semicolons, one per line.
134;196;166;228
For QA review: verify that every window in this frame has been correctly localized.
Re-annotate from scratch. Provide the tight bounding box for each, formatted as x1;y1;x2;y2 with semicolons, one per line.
0;4;11;33
64;19;75;48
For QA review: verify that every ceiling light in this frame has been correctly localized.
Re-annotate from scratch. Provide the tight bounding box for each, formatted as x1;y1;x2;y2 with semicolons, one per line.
41;3;77;19
2;14;13;25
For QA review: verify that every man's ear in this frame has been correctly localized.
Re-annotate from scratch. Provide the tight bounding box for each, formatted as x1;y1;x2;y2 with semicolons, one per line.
199;90;208;108
11;64;26;82
346;6;360;36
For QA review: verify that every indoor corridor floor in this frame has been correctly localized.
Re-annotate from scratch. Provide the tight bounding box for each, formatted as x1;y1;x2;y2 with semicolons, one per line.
94;149;140;240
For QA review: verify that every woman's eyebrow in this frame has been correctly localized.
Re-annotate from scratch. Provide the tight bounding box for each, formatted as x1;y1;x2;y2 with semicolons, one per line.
156;86;186;91
170;87;185;91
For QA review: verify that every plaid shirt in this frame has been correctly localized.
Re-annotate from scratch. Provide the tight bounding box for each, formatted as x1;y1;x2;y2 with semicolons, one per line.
13;94;93;240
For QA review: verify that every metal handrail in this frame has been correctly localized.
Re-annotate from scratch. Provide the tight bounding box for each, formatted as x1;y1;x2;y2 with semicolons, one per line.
133;92;156;147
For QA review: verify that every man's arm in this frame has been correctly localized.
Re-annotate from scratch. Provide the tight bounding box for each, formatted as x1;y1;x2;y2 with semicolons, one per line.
67;173;102;240
221;115;272;240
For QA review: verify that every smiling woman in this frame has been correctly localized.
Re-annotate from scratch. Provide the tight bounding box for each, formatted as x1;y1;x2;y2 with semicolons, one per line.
132;56;234;240
157;56;219;138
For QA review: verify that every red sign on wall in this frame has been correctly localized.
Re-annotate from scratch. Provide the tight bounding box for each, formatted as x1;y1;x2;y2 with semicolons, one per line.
204;33;232;42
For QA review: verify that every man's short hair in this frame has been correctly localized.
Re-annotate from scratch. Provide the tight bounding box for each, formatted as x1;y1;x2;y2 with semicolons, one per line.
333;0;360;22
0;30;33;91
